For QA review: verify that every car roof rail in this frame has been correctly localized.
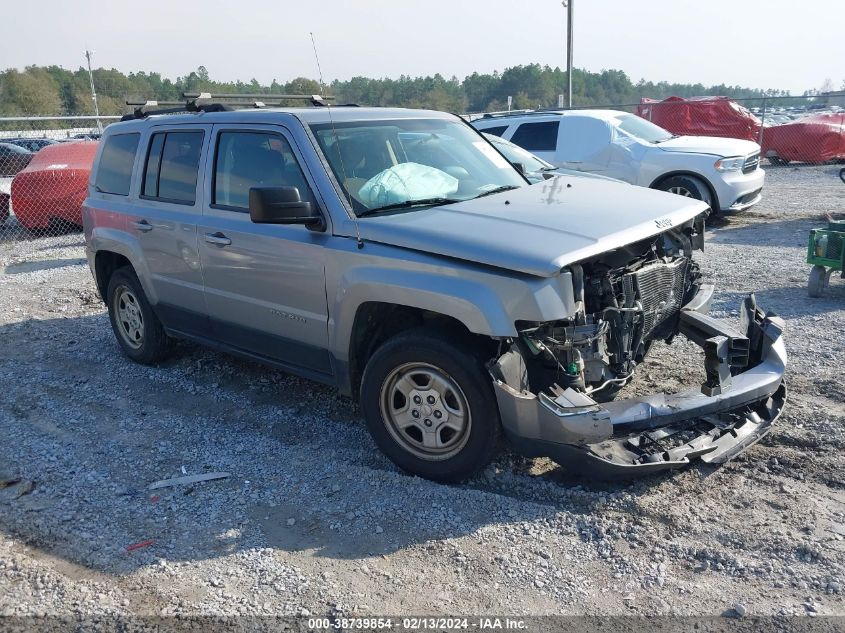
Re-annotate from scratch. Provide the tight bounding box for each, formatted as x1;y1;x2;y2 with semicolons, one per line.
475;109;573;121
121;92;339;121
477;109;536;119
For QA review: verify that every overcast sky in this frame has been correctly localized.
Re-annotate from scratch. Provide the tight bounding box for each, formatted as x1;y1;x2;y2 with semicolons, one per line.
3;0;842;95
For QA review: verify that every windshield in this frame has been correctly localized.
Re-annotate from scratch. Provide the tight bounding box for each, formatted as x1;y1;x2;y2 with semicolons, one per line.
310;118;525;216
614;114;674;143
486;134;552;173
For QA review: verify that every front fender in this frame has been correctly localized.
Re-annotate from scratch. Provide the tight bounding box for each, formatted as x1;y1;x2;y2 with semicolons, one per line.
328;255;580;365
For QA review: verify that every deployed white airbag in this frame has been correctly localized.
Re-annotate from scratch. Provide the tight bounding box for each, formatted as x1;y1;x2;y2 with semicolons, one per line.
358;162;459;207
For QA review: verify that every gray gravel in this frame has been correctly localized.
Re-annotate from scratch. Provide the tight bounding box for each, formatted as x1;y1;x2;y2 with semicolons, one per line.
0;163;844;619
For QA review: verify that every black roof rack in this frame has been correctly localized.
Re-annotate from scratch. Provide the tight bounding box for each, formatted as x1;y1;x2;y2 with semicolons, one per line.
121;92;338;121
477;109;569;120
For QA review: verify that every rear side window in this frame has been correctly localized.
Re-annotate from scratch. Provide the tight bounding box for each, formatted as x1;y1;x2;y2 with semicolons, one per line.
95;133;140;195
510;121;560;151
213;131;315;211
142;131;204;204
481;125;508;137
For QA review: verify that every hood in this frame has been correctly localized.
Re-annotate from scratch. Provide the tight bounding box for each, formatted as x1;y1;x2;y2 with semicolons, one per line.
657;135;760;157
358;175;708;277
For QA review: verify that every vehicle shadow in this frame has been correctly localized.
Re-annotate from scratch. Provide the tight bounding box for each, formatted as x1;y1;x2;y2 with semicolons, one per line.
0;312;724;578
3;258;86;274
711;282;844;319
707;215;822;249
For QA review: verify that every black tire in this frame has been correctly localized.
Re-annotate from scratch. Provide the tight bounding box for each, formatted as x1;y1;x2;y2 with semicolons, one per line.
360;328;501;483
0;193;9;224
656;175;714;211
106;266;174;365
808;265;828;298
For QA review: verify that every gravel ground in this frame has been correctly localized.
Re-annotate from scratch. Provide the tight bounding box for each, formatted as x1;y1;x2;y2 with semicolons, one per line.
0;164;844;623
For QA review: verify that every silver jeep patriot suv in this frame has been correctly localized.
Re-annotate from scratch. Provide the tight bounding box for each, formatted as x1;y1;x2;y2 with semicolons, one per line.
83;98;786;482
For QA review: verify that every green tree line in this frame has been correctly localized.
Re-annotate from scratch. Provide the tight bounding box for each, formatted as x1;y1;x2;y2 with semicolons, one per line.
0;63;798;117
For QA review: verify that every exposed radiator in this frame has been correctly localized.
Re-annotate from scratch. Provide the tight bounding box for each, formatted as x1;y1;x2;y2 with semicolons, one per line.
626;258;689;339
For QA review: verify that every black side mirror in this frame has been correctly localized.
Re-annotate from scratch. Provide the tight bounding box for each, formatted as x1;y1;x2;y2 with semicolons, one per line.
249;186;325;231
512;162;525;175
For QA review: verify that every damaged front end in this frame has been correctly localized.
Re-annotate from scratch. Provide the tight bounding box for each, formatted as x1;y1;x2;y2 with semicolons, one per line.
489;218;787;477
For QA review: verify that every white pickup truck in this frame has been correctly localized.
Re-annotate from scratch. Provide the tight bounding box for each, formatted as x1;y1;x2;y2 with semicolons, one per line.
473;109;764;213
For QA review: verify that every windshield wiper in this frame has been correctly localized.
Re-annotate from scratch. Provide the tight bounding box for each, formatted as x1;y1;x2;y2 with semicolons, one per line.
652;134;679;144
472;185;520;199
357;197;461;217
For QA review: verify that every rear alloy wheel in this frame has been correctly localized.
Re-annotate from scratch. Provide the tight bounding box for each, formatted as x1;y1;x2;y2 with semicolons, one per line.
107;267;174;365
360;329;500;483
657;175;713;211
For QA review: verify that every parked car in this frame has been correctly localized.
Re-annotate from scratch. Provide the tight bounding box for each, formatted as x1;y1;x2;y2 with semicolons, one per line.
83;103;786;482
3;138;59;153
472;110;765;213
11;141;99;231
0;142;34;176
483;133;622;184
72;132;102;141
0;191;9;224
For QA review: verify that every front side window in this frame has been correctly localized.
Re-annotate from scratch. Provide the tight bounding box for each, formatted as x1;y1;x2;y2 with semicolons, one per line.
557;117;613;162
488;137;552;173
213;131;314;210
310;118;525;216
510;121;560;152
95;133;140;195
142;131;204;204
614;114;673;143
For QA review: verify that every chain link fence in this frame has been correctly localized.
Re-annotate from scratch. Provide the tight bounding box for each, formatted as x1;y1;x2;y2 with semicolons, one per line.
468;94;845;168
0;116;119;243
2;96;843;243
632;95;845;165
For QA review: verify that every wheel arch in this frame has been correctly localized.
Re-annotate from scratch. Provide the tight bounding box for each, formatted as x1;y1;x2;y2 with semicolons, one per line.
89;228;157;304
94;250;133;302
649;171;720;212
344;301;497;400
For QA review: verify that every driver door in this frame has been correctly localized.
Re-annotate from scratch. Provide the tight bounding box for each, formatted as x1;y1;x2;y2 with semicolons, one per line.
197;124;333;380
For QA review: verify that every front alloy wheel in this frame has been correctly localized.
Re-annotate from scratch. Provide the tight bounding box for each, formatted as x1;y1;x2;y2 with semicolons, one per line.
360;329;501;483
380;362;472;461
657;175;713;211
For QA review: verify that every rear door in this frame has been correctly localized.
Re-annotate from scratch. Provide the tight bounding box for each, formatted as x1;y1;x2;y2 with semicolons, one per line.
129;125;210;334
197;124;333;381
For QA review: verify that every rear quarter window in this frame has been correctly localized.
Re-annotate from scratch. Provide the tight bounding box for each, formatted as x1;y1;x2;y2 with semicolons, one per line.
479;125;509;137
95;133;140;195
510;121;560;152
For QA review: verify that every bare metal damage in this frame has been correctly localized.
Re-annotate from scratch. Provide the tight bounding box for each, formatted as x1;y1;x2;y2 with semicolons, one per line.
490;287;787;477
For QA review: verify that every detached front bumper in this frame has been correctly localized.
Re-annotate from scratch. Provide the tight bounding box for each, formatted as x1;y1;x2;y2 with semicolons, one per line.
490;286;787;478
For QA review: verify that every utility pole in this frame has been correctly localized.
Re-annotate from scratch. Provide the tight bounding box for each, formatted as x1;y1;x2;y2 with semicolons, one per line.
84;49;102;133
563;0;574;108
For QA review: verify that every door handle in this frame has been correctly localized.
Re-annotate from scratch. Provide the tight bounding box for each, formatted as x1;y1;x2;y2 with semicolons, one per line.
132;220;153;232
204;232;232;246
